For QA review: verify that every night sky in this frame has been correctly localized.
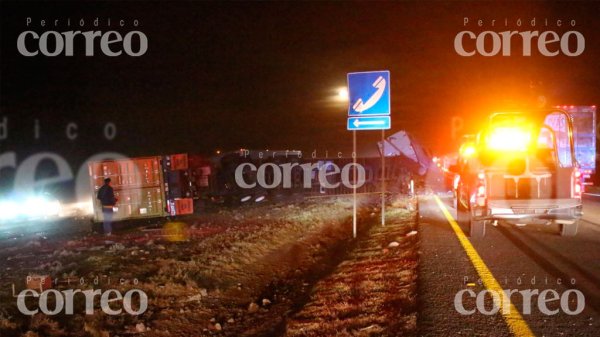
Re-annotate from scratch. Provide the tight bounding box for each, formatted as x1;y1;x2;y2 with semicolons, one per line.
1;1;600;196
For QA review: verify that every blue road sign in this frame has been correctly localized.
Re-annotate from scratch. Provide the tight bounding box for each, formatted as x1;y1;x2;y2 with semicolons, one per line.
347;71;391;116
347;116;391;131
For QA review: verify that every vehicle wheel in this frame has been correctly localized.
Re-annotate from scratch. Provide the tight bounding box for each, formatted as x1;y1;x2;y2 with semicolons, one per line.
456;204;468;225
470;219;486;238
559;220;579;237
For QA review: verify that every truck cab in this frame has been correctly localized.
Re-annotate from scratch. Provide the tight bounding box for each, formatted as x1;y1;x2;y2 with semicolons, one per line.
455;109;584;237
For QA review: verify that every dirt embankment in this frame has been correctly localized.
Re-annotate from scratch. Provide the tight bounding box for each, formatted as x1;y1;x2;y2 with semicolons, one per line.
1;196;418;337
284;202;418;337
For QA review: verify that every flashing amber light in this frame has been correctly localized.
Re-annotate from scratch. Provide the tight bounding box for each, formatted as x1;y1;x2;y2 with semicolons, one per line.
460;144;477;158
487;127;531;152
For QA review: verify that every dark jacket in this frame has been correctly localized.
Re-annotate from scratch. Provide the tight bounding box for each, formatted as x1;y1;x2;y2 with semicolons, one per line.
97;184;117;210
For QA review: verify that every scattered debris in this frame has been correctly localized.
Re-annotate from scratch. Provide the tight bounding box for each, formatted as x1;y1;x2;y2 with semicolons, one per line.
25;240;41;248
108;243;125;252
248;302;259;313
185;294;203;302
359;324;380;331
406;230;418;237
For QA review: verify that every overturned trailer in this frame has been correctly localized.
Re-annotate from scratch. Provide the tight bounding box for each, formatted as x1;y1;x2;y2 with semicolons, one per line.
378;130;431;176
212;132;431;204
208;150;414;205
89;132;430;222
88;154;212;223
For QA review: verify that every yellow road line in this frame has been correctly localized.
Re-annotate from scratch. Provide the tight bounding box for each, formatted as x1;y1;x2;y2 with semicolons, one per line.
432;195;536;337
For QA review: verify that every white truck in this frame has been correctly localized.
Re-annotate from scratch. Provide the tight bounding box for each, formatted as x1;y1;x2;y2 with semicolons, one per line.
454;109;585;237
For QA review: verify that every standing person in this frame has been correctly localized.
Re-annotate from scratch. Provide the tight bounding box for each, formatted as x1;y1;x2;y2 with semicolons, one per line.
97;178;118;236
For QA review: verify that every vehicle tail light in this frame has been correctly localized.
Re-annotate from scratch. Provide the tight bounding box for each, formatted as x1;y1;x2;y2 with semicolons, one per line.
475;171;487;207
572;168;583;198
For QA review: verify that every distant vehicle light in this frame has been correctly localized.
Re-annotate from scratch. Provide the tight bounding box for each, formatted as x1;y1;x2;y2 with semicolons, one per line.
0;194;61;223
0;201;19;220
460;145;477;158
27;197;53;217
487;127;531;151
58;200;93;217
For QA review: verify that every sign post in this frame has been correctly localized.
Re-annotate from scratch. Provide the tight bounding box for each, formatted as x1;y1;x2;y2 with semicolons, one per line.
347;70;391;237
353;130;357;238
381;129;385;226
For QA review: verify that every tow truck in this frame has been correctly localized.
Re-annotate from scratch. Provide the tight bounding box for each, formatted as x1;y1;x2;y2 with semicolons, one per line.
453;109;584;237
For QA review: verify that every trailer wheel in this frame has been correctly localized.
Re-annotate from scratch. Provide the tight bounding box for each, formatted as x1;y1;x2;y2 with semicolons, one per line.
559;221;579;237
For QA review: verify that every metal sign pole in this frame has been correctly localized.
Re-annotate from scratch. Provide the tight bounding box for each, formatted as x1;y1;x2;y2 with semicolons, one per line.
381;129;385;226
353;130;357;238
347;70;391;237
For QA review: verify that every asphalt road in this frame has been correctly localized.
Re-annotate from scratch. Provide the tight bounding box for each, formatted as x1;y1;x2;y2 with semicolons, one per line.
418;194;600;337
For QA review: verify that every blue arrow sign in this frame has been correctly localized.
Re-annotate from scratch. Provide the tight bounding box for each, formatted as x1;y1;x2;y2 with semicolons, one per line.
347;116;391;131
347;71;391;116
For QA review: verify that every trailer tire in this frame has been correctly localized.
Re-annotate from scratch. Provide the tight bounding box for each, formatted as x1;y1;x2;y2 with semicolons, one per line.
559;221;579;237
